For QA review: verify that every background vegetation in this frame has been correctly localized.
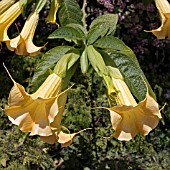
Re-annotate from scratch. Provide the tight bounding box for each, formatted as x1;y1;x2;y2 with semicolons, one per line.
0;0;170;169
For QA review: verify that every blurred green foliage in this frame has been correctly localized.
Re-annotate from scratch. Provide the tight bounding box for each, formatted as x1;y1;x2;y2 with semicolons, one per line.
0;0;170;169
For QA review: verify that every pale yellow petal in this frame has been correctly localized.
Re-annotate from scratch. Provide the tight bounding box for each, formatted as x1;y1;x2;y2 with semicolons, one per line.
57;131;77;148
5;12;45;56
145;0;170;39
112;78;137;106
134;93;161;135
155;0;170;14
109;106;138;141
0;2;21;41
32;73;61;99
8;82;29;106
108;92;161;141
5;70;66;137
5;36;21;51
50;92;67;130
150;13;170;39
0;0;16;15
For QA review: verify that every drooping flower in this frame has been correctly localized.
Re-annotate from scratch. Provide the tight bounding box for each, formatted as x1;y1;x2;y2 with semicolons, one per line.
0;1;21;42
4;70;66;137
106;77;161;141
5;12;45;56
45;0;60;24
145;0;170;39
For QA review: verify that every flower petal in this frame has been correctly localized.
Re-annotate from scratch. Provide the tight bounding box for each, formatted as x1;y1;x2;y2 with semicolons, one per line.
145;0;170;39
57;131;78;148
5;12;45;56
108;93;161;141
0;2;21;41
5;71;63;136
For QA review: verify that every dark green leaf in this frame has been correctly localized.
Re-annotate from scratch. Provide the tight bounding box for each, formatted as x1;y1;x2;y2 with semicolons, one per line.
94;36;138;63
101;50;156;101
67;23;87;35
48;25;85;42
87;14;118;44
30;46;72;91
58;0;83;26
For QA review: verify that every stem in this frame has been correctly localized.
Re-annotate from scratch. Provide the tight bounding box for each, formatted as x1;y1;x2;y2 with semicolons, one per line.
81;0;87;31
90;71;98;159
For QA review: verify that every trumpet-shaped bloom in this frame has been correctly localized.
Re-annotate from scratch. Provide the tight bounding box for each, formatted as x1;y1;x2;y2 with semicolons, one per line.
0;2;21;42
145;0;170;39
6;12;45;56
45;0;60;24
107;78;161;141
4;72;66;137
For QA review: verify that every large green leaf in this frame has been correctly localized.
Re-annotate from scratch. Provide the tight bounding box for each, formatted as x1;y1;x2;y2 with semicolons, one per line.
58;0;83;26
48;25;85;42
100;49;156;101
87;14;118;45
30;46;72;91
94;36;138;64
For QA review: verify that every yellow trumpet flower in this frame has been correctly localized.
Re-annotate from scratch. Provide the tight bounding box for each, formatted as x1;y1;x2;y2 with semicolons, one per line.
0;1;21;42
45;0;60;24
0;0;16;15
4;70;67;137
145;0;170;39
107;78;161;141
6;12;45;56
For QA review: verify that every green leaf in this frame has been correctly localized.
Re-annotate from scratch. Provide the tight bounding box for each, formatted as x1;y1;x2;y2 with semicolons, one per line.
58;0;83;26
67;23;87;35
94;36;138;63
80;48;89;73
48;25;85;42
87;14;118;44
101;50;156;101
30;46;72;91
86;45;107;76
54;49;80;78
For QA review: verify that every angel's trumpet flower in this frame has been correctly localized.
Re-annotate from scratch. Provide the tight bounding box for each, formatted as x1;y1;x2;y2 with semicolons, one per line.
145;0;170;39
45;0;60;24
6;12;45;56
106;77;161;141
4;70;66;137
